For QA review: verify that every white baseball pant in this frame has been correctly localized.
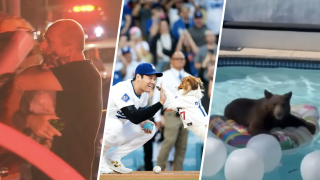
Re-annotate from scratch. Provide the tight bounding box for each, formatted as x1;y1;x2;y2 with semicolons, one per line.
102;118;155;161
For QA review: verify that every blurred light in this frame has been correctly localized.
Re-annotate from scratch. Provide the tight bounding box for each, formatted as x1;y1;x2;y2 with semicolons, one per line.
95;27;103;34
73;5;94;12
33;32;38;40
102;17;106;21
85;34;88;39
98;7;101;11
73;6;80;12
37;31;41;35
88;44;94;47
96;33;102;37
68;9;72;13
99;12;104;15
80;6;86;11
86;5;94;11
102;72;107;79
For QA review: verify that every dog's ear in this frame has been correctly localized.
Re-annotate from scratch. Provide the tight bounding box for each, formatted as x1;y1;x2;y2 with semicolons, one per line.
185;84;192;94
196;78;205;91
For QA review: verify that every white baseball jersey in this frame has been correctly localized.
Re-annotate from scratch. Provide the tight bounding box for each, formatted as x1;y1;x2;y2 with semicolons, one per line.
163;85;208;128
152;68;191;122
108;79;149;124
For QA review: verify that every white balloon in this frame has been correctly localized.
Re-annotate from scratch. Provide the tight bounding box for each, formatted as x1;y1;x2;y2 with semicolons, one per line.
301;150;320;180
246;134;282;172
225;148;264;180
202;137;227;177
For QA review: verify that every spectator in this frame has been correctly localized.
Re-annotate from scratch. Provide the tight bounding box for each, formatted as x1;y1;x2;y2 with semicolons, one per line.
121;4;133;36
132;0;153;39
171;4;194;40
118;34;138;62
188;11;208;47
194;30;217;71
205;0;224;41
197;50;216;114
119;46;139;80
153;51;191;171
175;31;198;76
145;4;167;39
207;60;215;99
129;26;152;63
163;0;184;27
150;19;177;72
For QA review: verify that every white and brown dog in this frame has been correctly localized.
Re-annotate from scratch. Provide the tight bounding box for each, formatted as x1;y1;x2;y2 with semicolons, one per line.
157;76;208;141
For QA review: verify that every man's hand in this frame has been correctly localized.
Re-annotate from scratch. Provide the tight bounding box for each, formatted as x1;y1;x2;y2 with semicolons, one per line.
140;120;154;134
26;114;62;139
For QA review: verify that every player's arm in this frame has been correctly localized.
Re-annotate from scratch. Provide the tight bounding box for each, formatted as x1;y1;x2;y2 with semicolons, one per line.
120;101;164;125
120;88;166;125
14;65;63;91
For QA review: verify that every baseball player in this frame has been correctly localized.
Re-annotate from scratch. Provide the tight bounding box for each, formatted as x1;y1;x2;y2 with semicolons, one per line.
100;63;166;174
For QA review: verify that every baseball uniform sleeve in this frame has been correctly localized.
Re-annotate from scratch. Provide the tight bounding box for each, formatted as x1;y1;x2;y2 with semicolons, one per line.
111;86;135;109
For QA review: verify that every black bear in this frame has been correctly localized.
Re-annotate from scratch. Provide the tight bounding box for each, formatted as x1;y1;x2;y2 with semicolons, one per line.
224;90;316;137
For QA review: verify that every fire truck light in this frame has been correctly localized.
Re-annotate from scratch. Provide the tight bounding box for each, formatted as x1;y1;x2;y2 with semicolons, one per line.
73;5;94;12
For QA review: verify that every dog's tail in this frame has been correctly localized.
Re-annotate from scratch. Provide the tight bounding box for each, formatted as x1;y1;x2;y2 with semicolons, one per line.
187;125;206;141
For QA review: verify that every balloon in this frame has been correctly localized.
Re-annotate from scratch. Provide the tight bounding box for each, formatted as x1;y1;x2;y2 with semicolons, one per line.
225;148;264;180
202;137;227;177
301;150;320;180
246;134;282;172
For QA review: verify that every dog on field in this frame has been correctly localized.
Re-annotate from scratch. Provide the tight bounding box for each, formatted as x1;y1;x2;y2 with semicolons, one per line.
157;76;208;141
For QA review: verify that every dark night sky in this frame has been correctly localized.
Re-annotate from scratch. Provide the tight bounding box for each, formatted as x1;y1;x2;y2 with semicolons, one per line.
1;0;122;37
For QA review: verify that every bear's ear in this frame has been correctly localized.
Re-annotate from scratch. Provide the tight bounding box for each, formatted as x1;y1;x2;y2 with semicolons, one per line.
264;90;273;99
284;91;292;100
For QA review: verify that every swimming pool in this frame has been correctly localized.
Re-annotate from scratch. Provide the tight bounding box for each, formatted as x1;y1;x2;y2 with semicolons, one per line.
205;66;320;180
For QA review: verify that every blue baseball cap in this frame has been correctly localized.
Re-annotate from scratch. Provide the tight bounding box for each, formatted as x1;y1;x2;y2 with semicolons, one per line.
194;11;203;19
135;63;163;77
121;46;131;55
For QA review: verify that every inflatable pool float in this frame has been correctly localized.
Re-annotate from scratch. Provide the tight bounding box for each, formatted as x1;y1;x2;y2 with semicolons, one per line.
209;105;319;155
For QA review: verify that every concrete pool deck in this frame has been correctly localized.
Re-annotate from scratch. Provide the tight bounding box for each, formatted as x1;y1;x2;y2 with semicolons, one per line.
218;47;320;61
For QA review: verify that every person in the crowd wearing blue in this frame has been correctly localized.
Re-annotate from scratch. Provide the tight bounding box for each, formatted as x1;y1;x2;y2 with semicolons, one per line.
121;4;133;36
145;4;163;38
171;5;194;40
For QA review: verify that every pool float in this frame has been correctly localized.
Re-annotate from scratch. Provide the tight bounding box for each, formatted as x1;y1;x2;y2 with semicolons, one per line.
209;105;319;155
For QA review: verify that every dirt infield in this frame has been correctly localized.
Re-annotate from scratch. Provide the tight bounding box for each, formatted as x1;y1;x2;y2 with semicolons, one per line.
99;171;200;180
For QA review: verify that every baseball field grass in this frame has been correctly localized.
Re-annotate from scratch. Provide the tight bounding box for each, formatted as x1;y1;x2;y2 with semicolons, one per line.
99;171;200;180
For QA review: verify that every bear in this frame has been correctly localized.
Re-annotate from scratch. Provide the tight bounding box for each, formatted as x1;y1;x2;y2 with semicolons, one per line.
224;90;316;138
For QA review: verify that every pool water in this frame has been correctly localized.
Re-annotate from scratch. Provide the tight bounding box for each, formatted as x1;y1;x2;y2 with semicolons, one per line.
205;67;320;180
